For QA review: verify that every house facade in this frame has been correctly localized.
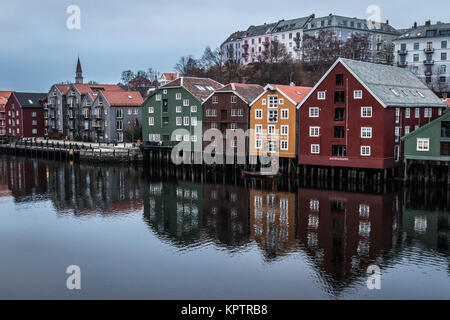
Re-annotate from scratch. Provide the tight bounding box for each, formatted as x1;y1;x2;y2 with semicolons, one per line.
0;91;14;136
5;92;47;138
241;23;276;65
249;84;311;160
202;83;264;155
394;21;450;92
142;77;223;150
221;31;245;65
159;73;183;86
297;58;446;170
90;90;143;142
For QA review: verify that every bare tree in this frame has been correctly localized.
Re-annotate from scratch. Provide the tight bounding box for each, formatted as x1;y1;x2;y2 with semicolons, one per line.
174;55;200;75
201;46;223;69
121;70;135;84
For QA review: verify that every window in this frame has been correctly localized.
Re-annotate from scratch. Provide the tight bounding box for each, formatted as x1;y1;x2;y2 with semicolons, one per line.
127;109;132;115
334;91;345;104
311;144;320;154
116;120;123;130
309;126;320;137
32;120;37;126
442;40;448;49
317;91;326;100
279;98;284;105
183;135;190;142
394;145;400;162
183;99;189;106
148;107;154;114
414;42;419;50
231;96;237;103
309;107;319;117
268;110;278;122
32;128;37;135
417;138;429;151
361;107;372;118
212;96;218;104
280;140;288;150
405;126;410;135
231;109;243;117
353;90;362;99
255;109;262;119
183;117;189;125
155;94;161;101
361;127;372;138
334;126;345;138
262;99;266;106
424;108;432;118
442;52;447;61
281;125;288;135
230;123;237;130
334;108;345;121
116;109;123;119
413;54;419;62
32;112;37;117
211;123;217;129
395;108;400;124
191;135;197;142
176;106;182;113
332;145;347;157
361;146;371;156
255;139;262;149
268;125;275;134
336;74;344;86
176;93;182;100
190;106;197;113
415;108;420;118
405;107;410;118
267;140;277;153
268;95;278;108
255;125;262;134
281;109;288;119
148;117;154;126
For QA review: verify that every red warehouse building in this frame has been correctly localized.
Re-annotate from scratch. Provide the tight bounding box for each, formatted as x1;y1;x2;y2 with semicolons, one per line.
297;58;447;170
5;92;47;138
202;83;264;154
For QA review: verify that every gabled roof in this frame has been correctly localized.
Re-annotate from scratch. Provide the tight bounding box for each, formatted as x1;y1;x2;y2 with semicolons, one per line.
222;31;245;46
272;15;314;33
54;84;71;95
397;22;450;39
209;83;264;104
0;91;14;105
244;22;277;37
13;92;47;108
72;83;123;96
251;84;312;106
401;109;450;141
298;58;446;109
162;77;223;102
101;91;143;107
160;73;182;81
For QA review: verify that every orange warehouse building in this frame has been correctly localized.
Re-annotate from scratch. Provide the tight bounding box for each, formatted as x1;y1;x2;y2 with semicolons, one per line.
249;84;311;160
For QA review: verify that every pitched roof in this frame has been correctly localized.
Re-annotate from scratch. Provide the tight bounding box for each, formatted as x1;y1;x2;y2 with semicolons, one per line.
76;57;82;73
222;31;245;46
299;58;445;108
55;84;70;94
272;15;313;33
397;22;450;39
102;91;143;106
244;22;277;37
13;92;47;108
270;84;312;104
73;84;123;96
339;58;445;107
160;73;182;81
214;83;264;104
0;91;14;105
162;77;223;102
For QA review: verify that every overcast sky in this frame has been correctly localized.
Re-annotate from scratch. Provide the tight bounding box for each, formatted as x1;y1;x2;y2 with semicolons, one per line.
0;0;448;92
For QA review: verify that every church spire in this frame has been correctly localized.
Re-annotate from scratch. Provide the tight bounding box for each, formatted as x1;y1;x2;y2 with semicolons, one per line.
75;56;83;84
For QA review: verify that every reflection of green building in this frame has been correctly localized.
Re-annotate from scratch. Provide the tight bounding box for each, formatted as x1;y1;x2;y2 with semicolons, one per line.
402;208;449;254
142;180;203;246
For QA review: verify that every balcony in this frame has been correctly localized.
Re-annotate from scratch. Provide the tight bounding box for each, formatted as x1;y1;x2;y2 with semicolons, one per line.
423;60;434;65
424;70;433;76
397;49;408;55
424;47;434;54
397;61;408;67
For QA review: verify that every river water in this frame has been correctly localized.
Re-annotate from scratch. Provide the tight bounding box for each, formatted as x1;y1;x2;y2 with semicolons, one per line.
0;155;449;299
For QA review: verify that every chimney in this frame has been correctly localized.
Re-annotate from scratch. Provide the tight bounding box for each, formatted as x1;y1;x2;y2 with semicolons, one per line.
414;22;417;28
443;92;448;100
425;20;431;26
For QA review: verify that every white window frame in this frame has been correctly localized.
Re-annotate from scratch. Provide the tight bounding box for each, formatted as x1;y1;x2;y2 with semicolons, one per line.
309;107;319;117
262;99;266;106
405;107;410;118
255;109;263;119
279;98;284;105
176;106;182;113
176;93;182;100
183;117;189;126
416;138;429;151
231;96;237;104
311;144;320;154
415;108;420;118
148;107;154;114
354;90;363;99
361;127;372;138
191;106;197;113
155;94;162;101
268;95;278;108
360;146;371;156
280;140;288;150
281;109;289;119
255;125;262;134
309;126;320;137
183;99;189;107
317;91;326;100
212;96;218;104
148;117;154;126
268;125;276;135
176;117;182;126
281;125;288;135
361;107;372;118
255;139;262;149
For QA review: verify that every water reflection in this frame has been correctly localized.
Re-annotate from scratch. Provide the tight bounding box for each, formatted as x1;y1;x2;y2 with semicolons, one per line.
0;155;449;298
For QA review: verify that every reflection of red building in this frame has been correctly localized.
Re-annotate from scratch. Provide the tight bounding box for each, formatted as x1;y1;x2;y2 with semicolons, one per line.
0;91;14;136
202;184;250;247
297;188;401;284
250;189;296;259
